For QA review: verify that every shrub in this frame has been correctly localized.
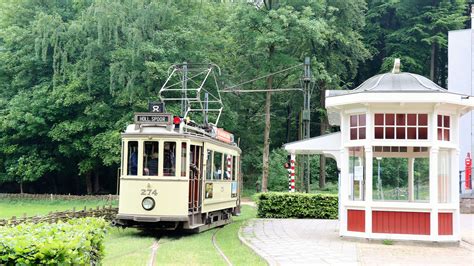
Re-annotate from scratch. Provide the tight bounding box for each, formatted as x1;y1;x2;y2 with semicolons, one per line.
0;217;108;265
256;192;338;219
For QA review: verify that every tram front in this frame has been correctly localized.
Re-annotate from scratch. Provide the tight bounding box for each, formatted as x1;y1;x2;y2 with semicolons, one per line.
116;120;192;230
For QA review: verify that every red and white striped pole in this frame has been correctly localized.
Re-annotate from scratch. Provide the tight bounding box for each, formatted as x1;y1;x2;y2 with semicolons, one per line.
290;154;295;192
226;154;232;179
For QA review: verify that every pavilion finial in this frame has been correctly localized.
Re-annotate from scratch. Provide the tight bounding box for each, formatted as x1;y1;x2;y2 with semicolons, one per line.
392;58;401;74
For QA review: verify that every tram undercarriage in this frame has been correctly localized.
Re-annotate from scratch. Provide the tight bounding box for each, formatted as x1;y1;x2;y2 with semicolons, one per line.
114;208;236;232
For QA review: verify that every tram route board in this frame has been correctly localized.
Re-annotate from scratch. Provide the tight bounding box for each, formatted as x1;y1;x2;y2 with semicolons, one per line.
134;112;172;125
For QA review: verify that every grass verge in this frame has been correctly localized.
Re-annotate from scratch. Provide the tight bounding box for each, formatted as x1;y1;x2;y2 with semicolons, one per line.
102;228;156;266
154;205;266;265
214;205;266;266
0;198;117;219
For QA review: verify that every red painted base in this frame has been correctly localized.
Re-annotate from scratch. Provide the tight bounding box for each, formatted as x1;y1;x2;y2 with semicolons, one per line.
347;210;365;232
438;213;453;235
372;211;430;235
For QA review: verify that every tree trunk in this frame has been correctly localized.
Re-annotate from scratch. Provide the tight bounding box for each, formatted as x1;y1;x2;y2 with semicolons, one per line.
261;75;273;193
19;181;23;194
319;155;326;189
85;172;93;195
430;42;438;83
52;175;58;194
93;172;100;194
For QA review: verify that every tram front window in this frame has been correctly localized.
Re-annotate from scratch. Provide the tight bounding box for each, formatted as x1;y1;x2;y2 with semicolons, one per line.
143;141;159;176
164;142;176;176
127;141;138;176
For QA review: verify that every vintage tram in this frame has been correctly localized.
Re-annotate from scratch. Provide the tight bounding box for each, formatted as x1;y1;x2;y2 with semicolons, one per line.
115;112;241;232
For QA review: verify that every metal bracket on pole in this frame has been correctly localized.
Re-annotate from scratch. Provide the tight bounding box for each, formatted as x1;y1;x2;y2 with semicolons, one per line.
301;57;312;193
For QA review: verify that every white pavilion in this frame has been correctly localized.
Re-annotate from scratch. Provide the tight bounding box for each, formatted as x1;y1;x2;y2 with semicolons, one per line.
284;61;474;242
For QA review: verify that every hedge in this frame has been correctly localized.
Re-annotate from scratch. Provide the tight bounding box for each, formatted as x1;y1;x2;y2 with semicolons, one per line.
0;217;108;265
256;192;338;219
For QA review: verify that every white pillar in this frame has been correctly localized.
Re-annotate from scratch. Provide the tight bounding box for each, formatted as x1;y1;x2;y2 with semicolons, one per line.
429;147;439;240
408;158;415;202
365;146;373;234
452;149;461;240
339;148;348;235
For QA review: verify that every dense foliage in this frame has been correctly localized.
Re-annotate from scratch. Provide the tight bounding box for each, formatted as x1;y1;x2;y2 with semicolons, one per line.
0;0;468;194
257;192;338;219
0;217;108;265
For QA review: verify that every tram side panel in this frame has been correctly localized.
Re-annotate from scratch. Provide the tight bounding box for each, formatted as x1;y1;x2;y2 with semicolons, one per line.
201;142;240;213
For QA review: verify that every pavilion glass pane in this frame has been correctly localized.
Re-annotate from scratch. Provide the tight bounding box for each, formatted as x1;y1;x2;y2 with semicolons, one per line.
438;150;451;203
349;147;365;201
349;114;366;140
374;113;428;140
372;146;429;202
437;115;451;141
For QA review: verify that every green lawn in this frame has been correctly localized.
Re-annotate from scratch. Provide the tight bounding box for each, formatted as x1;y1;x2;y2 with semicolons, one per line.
102;228;156;266
154;205;266;265
0;198;265;265
103;205;266;266
0;198;117;219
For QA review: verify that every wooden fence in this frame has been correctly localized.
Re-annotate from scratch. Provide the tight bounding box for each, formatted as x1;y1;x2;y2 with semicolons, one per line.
0;193;118;201
0;205;118;226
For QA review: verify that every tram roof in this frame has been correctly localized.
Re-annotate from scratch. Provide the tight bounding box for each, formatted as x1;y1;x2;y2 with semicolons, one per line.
122;124;241;152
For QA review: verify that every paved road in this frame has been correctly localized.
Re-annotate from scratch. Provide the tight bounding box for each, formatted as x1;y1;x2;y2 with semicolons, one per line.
241;219;358;265
241;217;474;266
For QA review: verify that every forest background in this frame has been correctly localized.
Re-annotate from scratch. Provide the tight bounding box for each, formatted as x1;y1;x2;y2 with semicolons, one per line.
0;0;470;194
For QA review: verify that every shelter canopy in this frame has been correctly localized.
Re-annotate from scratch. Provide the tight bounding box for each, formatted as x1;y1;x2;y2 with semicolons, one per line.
283;132;341;166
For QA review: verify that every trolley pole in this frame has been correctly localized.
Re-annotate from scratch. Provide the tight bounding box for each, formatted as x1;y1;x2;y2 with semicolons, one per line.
181;62;188;117
302;57;311;193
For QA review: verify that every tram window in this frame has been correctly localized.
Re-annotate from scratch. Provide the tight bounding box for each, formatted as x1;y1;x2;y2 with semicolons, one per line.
232;156;237;181
223;154;231;180
181;142;187;177
127;141;138;176
206;150;213;180
214;152;223;180
164;142;176;176
143;141;159;176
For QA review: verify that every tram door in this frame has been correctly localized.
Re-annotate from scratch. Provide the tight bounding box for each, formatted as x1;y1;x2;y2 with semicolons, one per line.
189;145;202;212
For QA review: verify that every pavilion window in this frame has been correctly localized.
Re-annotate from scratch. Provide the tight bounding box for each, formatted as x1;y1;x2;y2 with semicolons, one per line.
349;114;366;140
438;150;451;203
437;115;450;141
349;147;365;201
374;113;428;140
372;146;429;202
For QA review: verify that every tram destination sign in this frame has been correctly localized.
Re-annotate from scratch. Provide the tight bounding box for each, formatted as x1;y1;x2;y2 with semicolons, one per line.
134;113;172;125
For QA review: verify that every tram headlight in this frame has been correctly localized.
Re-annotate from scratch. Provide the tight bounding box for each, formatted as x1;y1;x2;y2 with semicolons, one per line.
142;197;155;211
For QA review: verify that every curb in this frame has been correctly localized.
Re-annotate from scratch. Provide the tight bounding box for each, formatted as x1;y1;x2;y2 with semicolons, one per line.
237;219;275;266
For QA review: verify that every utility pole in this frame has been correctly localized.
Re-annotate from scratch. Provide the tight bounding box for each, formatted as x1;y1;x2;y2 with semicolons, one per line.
302;57;311;193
